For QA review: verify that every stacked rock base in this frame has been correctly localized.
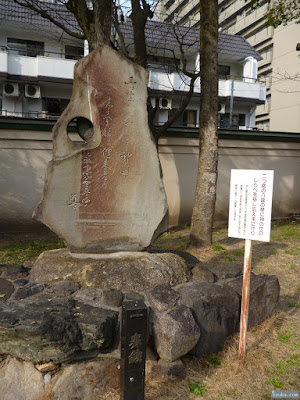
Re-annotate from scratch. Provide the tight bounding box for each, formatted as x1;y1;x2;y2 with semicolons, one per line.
0;250;280;400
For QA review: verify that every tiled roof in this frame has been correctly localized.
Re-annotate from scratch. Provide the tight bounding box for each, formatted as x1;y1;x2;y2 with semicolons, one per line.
0;0;262;60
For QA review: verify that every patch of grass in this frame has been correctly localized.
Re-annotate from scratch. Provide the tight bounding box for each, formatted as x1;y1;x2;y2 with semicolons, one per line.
229;248;244;257
272;248;278;255
290;264;297;270
288;302;299;308
285;246;300;256
271;221;299;241
0;238;64;264
296;285;300;291
278;331;292;344
212;243;227;252
188;381;206;396
279;264;287;268
266;374;284;389
204;353;222;368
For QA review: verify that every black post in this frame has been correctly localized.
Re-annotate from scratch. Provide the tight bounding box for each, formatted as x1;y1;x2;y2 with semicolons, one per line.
120;301;148;400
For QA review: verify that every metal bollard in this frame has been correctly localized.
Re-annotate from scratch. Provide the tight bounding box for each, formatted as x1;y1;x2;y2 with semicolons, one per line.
120;300;148;400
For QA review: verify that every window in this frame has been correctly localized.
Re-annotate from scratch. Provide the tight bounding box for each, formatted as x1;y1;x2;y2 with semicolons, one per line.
43;98;69;117
218;65;231;79
219;113;246;128
183;110;197;127
172;109;198;127
148;55;179;74
7;38;44;57
65;45;84;60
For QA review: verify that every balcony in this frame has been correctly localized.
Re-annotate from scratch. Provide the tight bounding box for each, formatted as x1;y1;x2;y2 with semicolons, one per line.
149;69;266;102
219;78;266;101
0;46;77;81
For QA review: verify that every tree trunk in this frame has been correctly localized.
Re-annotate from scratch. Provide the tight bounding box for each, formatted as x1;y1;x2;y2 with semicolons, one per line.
93;0;113;48
131;0;151;68
189;0;219;248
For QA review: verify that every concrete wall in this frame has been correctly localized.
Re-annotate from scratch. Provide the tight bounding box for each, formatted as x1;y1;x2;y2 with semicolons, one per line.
159;133;300;226
0;123;299;231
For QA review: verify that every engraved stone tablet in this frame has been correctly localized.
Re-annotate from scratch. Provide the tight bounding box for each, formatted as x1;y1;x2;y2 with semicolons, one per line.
33;46;168;253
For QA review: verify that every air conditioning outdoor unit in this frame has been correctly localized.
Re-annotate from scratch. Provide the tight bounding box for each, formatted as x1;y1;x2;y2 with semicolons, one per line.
3;82;19;97
25;84;41;99
218;103;226;114
159;97;172;110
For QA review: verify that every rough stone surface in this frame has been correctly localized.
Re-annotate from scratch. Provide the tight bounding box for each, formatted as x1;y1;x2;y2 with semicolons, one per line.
222;273;280;328
102;288;124;307
0;294;118;363
13;278;28;287
147;284;180;312
209;263;243;280
50;358;120;400
0;278;15;301
0;357;44;400
30;249;189;291
45;280;81;296
0;264;30;280
177;281;240;358
146;358;185;382
72;287;103;307
33;45;168;253
153;305;200;362
124;291;145;301
9;282;46;301
192;264;217;283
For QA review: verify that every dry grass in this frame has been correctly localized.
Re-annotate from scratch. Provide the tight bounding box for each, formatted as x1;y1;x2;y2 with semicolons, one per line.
0;221;299;400
147;220;300;400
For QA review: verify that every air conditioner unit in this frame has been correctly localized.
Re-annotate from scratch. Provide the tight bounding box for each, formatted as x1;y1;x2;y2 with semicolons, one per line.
218;103;226;114
25;84;41;99
159;97;172;110
3;82;19;97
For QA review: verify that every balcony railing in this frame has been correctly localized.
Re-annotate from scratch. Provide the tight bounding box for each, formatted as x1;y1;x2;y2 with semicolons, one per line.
0;46;80;80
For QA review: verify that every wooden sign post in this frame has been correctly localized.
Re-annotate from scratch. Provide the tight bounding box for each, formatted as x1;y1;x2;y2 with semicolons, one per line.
228;170;274;360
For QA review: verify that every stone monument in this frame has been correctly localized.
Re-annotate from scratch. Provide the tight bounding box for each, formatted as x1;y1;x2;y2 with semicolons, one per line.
34;45;168;253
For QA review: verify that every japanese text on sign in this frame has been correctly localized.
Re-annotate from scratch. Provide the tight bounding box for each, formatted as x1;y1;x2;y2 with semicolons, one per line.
228;170;274;242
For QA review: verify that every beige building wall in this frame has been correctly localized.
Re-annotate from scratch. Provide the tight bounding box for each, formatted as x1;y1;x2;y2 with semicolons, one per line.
269;23;300;132
1;127;299;231
158;0;300;133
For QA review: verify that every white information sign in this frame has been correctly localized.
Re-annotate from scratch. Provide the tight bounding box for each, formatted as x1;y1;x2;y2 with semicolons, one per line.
228;169;274;242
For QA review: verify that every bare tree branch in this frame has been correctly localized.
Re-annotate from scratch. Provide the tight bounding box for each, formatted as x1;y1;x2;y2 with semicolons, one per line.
13;0;85;40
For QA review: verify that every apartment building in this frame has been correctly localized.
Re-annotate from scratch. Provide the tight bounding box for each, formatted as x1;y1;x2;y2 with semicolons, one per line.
0;0;265;130
158;0;300;132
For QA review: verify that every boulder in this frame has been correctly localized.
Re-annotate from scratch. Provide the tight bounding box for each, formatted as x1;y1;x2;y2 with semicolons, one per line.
177;281;240;358
0;358;44;400
9;282;46;301
222;273;280;328
50;358;120;400
152;305;200;362
147;284;180;312
209;262;243;280
192;264;217;283
30;249;189;291
0;294;118;363
45;280;81;296
0;278;15;301
102;288;124;308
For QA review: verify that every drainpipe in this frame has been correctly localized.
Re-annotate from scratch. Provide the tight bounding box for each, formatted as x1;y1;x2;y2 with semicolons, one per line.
229;77;234;128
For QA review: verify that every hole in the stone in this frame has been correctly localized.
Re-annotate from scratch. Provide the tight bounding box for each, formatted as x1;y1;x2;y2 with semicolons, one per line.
67;117;94;143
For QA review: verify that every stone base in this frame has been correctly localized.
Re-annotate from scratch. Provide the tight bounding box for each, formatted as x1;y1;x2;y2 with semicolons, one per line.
29;249;190;291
